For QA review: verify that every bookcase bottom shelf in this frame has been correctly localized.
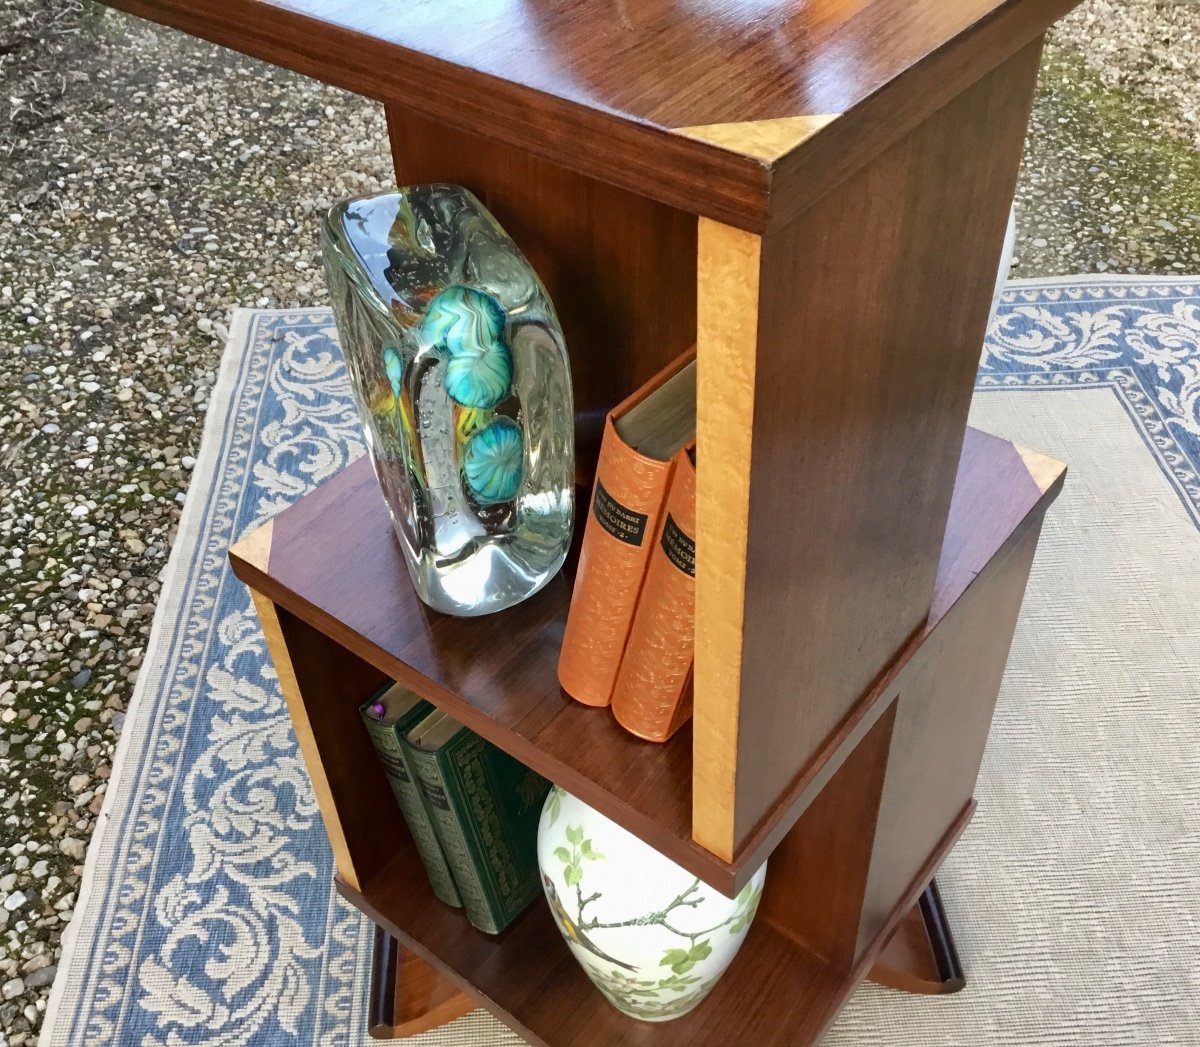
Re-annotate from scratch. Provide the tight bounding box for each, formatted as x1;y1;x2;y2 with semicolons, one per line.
342;849;845;1046
339;828;972;1046
365;880;964;1041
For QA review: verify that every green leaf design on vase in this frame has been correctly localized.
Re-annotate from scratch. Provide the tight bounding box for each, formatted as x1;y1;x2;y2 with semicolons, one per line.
582;963;717;1021
580;838;605;861
660;940;712;975
546;786;563;826
538;789;767;1022
728;880;764;935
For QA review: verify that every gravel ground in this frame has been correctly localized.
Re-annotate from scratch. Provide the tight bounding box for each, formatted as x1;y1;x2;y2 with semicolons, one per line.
1014;35;1200;276
1;1;1199;1044
0;3;390;1043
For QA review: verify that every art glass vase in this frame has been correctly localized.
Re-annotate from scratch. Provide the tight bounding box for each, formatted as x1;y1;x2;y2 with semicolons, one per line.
322;186;574;616
537;786;766;1022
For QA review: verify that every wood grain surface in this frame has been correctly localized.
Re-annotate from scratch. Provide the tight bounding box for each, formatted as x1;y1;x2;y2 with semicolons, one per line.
99;0;1080;229
694;39;1045;859
387;107;697;479
868;881;966;995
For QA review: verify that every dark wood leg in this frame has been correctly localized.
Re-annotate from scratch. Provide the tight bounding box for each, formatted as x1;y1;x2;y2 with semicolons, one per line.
368;925;475;1039
867;880;965;995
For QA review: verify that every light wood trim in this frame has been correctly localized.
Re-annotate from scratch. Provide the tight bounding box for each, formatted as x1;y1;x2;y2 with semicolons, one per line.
692;218;762;860
249;588;361;890
675;115;839;163
230;518;274;572
1015;444;1067;493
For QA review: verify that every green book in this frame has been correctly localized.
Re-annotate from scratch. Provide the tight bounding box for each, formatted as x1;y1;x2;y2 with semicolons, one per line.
403;710;551;935
359;684;462;909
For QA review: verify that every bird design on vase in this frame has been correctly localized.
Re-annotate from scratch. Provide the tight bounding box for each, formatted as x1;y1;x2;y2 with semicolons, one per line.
541;874;637;971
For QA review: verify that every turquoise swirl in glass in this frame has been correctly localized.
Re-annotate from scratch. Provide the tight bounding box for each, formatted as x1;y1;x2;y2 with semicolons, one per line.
322;186;574;616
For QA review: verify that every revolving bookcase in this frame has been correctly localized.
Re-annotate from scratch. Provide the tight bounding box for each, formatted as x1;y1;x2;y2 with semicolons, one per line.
107;0;1076;1040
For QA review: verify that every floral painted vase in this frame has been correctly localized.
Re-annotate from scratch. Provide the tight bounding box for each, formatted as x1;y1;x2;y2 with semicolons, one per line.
322;185;574;616
537;786;766;1022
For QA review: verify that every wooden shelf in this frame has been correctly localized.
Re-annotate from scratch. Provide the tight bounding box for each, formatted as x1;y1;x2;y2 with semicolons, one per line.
104;0;1076;231
342;843;849;1047
229;426;1062;893
337;706;977;1046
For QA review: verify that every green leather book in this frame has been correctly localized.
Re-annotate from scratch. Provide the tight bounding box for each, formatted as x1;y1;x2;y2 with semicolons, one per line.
403;710;551;935
359;684;462;908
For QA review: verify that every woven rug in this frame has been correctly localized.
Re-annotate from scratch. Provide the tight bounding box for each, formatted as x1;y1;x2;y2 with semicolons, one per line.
43;276;1200;1045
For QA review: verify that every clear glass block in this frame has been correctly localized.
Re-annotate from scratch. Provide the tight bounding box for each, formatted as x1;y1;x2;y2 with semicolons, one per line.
322;185;574;616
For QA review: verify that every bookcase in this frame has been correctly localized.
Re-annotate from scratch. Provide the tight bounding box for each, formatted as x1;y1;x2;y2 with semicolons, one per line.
126;0;1092;1040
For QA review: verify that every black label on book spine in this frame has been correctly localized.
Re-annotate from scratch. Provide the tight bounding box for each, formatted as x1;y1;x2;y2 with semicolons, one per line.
593;480;648;546
419;778;451;811
660;514;695;577
382;755;411;784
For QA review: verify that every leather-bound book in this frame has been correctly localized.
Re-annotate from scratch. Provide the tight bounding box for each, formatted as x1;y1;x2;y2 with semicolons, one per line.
611;444;696;741
402;709;551;935
557;348;697;707
359;683;463;908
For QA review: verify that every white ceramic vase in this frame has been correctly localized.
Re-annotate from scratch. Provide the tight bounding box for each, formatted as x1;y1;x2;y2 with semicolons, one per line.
536;785;766;1022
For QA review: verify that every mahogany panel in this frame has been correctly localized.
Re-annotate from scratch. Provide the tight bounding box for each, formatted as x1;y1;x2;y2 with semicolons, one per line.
721;40;1044;854
856;515;1046;959
231;455;703;874
722;432;1064;888
228;428;1062;894
757;701;898;969
387;107;697;478
338;784;978;1045
100;0;1080;229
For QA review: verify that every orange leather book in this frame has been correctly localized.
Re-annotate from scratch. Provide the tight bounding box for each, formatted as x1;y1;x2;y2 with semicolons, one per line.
611;445;696;741
558;349;697;707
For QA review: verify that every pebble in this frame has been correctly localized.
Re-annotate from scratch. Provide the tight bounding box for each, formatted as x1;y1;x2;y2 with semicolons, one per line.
58;839;85;863
2;980;24;1002
23;966;56;990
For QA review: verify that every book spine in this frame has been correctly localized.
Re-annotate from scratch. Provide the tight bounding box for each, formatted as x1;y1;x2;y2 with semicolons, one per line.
445;738;547;931
611;446;697;742
557;418;675;707
360;712;463;908
403;738;501;934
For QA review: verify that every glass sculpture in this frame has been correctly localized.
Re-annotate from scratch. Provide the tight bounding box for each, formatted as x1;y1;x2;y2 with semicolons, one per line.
322;186;574;616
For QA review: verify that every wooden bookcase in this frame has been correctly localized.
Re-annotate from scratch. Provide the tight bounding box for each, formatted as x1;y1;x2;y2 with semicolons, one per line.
102;0;1076;1040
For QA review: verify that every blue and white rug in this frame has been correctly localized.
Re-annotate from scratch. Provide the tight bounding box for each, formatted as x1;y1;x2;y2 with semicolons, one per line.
43;277;1200;1045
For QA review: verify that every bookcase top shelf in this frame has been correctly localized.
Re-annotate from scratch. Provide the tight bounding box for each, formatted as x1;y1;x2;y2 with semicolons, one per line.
103;0;1075;230
229;425;1064;894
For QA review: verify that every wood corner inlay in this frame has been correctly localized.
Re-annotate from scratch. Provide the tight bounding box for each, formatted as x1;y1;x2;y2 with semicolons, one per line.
231;518;274;572
674;115;840;163
248;588;360;891
1014;444;1066;494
